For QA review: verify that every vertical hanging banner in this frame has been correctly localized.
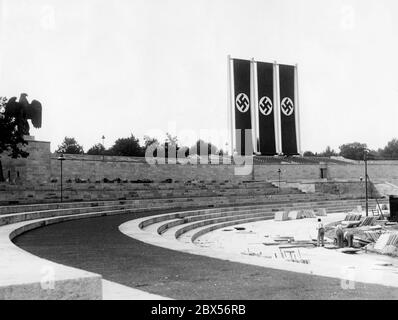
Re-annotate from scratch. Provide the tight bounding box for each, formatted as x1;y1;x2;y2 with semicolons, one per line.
233;59;253;155
256;62;277;155
279;64;298;155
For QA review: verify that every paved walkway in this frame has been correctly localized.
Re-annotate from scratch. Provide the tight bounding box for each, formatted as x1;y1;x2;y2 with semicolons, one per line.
120;212;398;290
13;212;398;299
102;280;171;300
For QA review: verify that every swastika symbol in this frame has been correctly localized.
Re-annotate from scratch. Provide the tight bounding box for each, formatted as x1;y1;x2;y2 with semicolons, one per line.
281;97;294;116
235;93;250;113
259;96;273;116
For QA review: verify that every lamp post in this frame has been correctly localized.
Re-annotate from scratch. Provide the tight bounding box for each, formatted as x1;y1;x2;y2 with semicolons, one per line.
364;148;369;217
278;168;282;192
58;153;65;202
102;135;106;161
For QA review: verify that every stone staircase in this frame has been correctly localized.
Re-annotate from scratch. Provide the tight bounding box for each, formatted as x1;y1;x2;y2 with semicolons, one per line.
0;180;303;205
135;198;388;247
0;192;384;226
0;188;387;300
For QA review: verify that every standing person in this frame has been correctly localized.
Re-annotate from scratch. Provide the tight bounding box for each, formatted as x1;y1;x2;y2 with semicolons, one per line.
335;225;344;248
344;230;354;248
316;218;325;247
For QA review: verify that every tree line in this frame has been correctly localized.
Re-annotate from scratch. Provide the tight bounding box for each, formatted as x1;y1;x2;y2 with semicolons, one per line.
56;134;224;157
304;140;398;160
58;136;398;161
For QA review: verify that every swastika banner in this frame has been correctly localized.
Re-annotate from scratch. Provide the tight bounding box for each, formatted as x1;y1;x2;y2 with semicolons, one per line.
233;59;253;155
279;64;298;155
256;62;277;155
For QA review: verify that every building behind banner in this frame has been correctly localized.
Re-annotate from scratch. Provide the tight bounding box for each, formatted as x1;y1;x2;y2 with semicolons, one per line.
227;56;301;157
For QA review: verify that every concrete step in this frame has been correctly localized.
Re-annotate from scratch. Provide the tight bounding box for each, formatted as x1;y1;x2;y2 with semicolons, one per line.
0;191;384;227
141;199;384;231
0;191;345;215
158;207;276;235
174;212;276;239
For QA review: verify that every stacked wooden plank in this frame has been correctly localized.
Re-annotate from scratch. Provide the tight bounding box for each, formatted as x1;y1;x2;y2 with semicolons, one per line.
364;230;383;242
274;211;289;221
387;233;398;246
373;232;398;255
299;209;316;218
360;216;376;227
288;210;302;220
342;213;362;227
374;233;390;251
345;214;362;221
315;208;327;216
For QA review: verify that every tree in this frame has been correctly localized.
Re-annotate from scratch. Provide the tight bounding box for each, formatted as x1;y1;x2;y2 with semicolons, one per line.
339;142;367;160
143;136;160;157
162;133;179;159
380;138;398;159
318;146;338;157
143;136;159;149
303;151;316;157
87;143;106;155
190;139;219;155
0;97;29;182
108;134;143;157
57;137;84;154
165;133;178;147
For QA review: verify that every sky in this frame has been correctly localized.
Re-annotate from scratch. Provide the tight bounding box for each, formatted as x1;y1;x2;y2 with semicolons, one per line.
1;0;398;153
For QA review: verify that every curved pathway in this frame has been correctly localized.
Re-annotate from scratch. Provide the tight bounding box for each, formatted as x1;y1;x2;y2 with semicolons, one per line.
13;211;398;300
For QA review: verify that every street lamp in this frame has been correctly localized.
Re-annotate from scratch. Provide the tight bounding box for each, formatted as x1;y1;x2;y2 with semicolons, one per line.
102;135;106;161
364;148;370;217
57;153;65;202
278;168;282;192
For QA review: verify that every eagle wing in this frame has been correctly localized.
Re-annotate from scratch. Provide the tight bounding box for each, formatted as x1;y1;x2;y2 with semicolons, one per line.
28;100;42;128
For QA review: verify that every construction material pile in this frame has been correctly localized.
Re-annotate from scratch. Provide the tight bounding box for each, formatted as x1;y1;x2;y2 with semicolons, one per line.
274;209;318;221
263;235;317;248
341;214;362;227
366;232;398;256
353;226;384;246
315;208;327;216
360;216;377;227
344;214;362;221
274;211;289;221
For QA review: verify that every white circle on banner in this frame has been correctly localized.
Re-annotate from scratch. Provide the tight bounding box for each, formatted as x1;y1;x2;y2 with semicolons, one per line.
235;93;250;113
281;97;294;116
259;96;273;116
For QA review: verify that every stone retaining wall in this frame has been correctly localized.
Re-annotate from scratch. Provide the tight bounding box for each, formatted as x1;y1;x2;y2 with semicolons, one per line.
2;139;398;185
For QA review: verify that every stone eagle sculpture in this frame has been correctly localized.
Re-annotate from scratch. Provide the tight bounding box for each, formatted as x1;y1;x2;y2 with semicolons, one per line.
3;93;42;136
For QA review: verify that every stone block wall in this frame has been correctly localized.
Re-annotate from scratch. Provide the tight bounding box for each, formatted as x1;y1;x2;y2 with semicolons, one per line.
314;181;380;198
1;138;51;185
2;138;398;185
49;155;245;182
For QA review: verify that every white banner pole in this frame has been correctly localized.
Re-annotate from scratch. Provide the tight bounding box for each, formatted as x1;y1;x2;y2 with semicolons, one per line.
274;62;282;155
294;64;302;155
250;58;258;154
227;55;234;156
